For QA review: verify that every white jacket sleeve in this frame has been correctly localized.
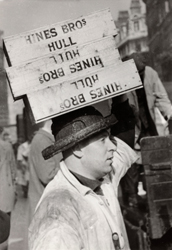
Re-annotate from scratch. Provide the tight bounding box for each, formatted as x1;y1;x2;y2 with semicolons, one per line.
110;137;138;188
145;66;172;119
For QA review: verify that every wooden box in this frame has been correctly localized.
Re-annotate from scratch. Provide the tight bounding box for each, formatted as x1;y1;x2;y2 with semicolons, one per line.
141;135;172;239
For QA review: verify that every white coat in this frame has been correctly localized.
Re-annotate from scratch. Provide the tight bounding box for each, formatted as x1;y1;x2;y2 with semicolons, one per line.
29;138;138;250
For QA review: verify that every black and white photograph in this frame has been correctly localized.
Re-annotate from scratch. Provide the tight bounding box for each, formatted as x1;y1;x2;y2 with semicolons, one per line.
0;0;172;249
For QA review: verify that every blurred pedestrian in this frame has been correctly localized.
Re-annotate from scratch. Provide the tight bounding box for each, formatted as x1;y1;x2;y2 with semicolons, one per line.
28;104;138;250
0;126;17;250
28;120;62;223
2;132;11;144
17;139;31;198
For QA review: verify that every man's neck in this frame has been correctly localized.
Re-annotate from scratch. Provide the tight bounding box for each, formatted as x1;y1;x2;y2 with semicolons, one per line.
64;156;94;180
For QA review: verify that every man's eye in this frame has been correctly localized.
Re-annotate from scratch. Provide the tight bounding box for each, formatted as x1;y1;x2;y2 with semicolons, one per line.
101;137;106;142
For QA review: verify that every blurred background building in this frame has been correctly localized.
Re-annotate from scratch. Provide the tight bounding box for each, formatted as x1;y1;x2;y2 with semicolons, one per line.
0;32;31;144
115;0;148;60
143;0;172;82
115;0;172;100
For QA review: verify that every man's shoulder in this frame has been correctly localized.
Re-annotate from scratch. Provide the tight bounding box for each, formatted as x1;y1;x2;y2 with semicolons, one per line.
145;66;158;77
29;187;85;248
31;129;54;146
37;171;86;214
45;188;76;203
36;188;79;220
33;129;50;139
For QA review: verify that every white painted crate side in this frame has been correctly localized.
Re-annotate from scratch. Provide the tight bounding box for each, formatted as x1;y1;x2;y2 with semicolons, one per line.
6;36;121;98
3;8;117;66
26;59;142;123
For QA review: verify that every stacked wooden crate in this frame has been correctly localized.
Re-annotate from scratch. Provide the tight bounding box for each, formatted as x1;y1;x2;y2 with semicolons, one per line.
3;8;142;124
141;135;172;239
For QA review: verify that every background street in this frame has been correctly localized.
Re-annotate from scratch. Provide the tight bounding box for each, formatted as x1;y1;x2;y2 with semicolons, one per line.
8;186;29;250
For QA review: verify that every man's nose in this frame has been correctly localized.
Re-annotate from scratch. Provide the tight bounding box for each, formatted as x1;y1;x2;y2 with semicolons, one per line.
108;137;117;152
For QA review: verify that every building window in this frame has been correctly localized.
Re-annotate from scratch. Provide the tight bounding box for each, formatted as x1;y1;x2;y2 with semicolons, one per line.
134;21;139;32
165;1;170;13
122;25;127;38
135;42;141;52
126;44;129;54
170;0;172;9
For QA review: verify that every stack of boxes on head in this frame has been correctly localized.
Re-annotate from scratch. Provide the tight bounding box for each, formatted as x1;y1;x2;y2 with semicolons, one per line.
3;8;142;125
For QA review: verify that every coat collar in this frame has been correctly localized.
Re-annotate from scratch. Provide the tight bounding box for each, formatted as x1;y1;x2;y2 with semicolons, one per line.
59;161;110;196
70;170;103;192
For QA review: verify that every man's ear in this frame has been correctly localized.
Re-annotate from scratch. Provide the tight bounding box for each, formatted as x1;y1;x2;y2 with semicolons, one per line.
72;143;83;159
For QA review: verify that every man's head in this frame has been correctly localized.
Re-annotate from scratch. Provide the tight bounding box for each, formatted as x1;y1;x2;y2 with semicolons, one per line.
42;106;117;179
3;132;10;142
72;129;117;180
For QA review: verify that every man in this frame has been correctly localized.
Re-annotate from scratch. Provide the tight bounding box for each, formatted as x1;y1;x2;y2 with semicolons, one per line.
28;119;62;223
28;104;138;250
119;52;172;206
17;139;30;198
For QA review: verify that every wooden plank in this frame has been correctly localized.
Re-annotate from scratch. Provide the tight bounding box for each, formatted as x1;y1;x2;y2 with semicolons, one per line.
142;149;172;165
141;135;172;151
141;134;172;239
144;169;172;239
6;36;121;99
26;59;142;123
152;181;172;201
141;135;172;165
3;8;117;66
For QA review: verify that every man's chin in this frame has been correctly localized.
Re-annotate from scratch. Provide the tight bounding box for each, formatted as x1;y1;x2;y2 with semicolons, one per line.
106;165;113;173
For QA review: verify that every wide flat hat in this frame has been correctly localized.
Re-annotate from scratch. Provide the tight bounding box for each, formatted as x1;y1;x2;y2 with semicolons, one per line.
42;106;117;160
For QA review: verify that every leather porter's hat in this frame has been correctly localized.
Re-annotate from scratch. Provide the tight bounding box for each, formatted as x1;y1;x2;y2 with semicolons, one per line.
42;106;117;160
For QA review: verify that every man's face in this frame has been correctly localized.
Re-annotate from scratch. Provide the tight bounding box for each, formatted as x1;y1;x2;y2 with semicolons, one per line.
80;130;117;180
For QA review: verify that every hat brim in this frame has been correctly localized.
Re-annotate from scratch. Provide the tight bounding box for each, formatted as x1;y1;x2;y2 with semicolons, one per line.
42;114;117;160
